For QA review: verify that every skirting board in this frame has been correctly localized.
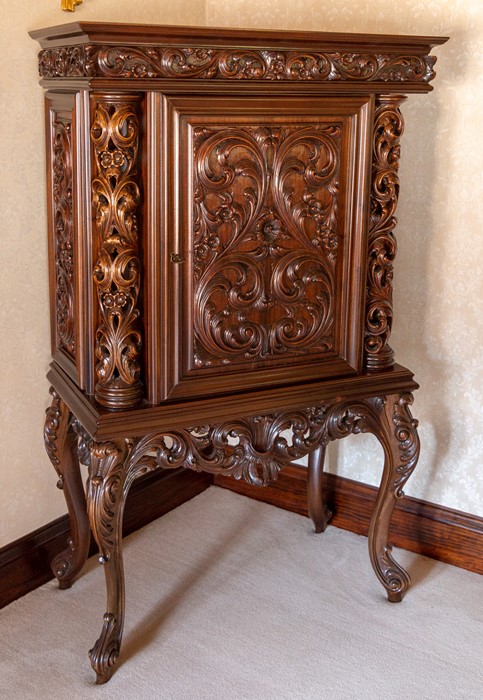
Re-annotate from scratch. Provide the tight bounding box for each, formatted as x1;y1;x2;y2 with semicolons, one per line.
215;466;483;575
0;468;213;610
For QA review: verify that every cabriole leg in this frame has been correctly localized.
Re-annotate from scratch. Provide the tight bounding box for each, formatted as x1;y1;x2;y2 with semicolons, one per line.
44;387;90;589
87;440;128;684
307;444;332;533
368;393;420;602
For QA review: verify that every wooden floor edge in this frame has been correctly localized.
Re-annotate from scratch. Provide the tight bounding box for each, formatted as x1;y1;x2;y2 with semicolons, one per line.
214;466;483;575
0;468;213;610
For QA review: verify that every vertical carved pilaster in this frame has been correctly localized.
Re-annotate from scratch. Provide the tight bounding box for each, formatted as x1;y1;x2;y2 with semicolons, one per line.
91;95;143;408
368;392;420;601
364;96;406;371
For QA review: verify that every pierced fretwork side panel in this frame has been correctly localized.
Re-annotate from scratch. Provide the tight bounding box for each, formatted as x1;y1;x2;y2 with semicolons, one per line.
51;112;76;362
192;123;342;369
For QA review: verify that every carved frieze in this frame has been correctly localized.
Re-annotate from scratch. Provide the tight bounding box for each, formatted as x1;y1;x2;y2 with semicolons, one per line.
91;96;144;408
52;116;76;359
192;124;340;367
87;396;395;494
38;45;437;84
364;96;405;371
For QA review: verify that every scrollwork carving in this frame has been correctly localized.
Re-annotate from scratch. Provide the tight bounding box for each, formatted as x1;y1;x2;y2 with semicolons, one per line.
90;398;391;490
91;97;144;408
38;45;437;85
367;392;420;601
44;387;65;487
52;117;76;359
85;390;419;681
88;440;127;563
364;97;405;371
193;125;339;367
392;392;420;497
89;612;121;684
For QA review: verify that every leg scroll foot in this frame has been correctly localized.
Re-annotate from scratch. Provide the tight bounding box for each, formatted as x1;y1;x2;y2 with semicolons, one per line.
87;440;128;683
89;613;122;684
368;393;420;602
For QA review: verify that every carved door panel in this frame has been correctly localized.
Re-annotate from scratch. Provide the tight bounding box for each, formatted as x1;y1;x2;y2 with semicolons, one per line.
152;95;372;401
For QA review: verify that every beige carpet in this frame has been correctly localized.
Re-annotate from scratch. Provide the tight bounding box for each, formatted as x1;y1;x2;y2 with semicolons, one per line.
0;486;482;699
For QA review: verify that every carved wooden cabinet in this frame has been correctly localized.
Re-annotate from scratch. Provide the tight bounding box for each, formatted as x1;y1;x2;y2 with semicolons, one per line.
31;22;447;683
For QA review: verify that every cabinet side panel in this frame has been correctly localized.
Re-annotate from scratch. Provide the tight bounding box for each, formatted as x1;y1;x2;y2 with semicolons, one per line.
45;91;79;384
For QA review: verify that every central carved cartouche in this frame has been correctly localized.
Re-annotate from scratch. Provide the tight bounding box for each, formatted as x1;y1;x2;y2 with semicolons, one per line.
193;124;340;368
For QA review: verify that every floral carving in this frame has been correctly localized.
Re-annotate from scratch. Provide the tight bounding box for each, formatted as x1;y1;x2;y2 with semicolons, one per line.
364;97;405;370
52;117;76;359
192;125;340;367
38;45;437;85
91;97;144;408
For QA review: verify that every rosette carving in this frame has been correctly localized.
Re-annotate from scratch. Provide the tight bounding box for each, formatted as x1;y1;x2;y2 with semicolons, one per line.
193;125;339;367
364;97;405;371
52;117;75;359
38;45;437;85
91;97;144;408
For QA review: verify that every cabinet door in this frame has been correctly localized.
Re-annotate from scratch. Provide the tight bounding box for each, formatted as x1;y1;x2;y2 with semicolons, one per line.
150;95;372;401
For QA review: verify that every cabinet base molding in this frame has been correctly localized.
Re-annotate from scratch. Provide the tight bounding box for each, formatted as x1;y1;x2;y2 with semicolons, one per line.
0;468;212;610
215;466;483;575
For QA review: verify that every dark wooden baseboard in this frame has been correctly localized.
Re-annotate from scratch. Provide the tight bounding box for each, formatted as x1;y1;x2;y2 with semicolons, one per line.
215;466;483;575
0;468;213;610
2;464;481;611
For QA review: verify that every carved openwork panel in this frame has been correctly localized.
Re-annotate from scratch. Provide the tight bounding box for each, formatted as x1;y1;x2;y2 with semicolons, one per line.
156;96;372;400
51;111;76;362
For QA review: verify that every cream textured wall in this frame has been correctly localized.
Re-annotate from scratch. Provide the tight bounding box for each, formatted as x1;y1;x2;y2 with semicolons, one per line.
0;0;481;546
207;0;483;514
0;0;206;547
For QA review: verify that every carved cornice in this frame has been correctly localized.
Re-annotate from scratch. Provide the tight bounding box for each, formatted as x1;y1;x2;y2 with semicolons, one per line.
38;45;437;84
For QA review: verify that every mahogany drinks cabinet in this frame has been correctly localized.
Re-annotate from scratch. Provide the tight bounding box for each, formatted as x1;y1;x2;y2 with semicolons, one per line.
30;22;447;683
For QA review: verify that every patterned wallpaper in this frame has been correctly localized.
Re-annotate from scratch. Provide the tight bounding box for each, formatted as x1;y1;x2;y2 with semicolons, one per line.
205;0;483;515
0;0;481;546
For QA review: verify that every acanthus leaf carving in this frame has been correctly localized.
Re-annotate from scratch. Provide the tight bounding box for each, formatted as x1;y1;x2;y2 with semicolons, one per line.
38;45;438;85
91;97;144;408
87;398;391;491
52;116;76;359
391;392;420;497
193;124;339;368
364;97;405;371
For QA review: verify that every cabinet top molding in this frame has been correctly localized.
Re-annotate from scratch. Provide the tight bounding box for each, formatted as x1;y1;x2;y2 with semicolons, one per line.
30;22;448;91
